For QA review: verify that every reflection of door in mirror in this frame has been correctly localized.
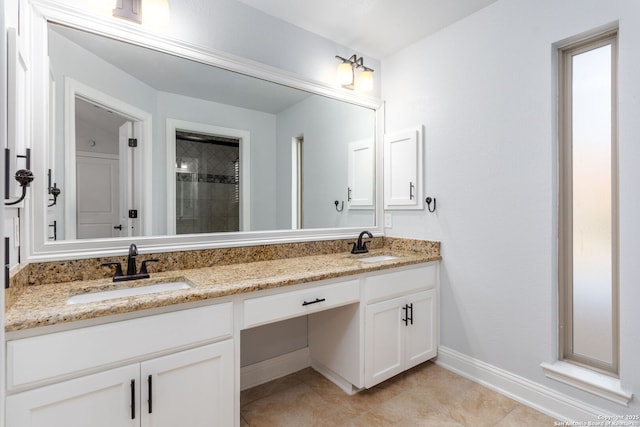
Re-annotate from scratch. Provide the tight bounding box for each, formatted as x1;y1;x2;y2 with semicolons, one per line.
75;98;135;239
175;131;240;234
291;135;304;229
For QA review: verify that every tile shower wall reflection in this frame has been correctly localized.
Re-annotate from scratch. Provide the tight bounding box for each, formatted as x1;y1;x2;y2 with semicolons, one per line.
176;138;240;233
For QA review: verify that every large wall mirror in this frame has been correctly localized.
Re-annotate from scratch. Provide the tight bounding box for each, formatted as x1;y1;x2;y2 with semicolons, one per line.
28;3;382;260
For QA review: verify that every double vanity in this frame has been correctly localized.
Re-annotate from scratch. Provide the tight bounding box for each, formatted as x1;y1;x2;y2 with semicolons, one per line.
4;237;440;426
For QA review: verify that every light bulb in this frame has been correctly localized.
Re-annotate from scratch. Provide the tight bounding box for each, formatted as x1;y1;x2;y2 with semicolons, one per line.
337;62;354;86
357;69;374;91
90;0;113;15
143;0;170;29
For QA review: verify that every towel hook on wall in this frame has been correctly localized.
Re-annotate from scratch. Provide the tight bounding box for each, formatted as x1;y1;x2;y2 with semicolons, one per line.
334;200;344;212
425;197;436;213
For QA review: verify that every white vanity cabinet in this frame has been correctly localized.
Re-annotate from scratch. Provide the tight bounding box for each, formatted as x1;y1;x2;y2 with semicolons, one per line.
363;264;438;388
6;364;139;427
6;341;233;427
140;341;234;427
6;303;234;427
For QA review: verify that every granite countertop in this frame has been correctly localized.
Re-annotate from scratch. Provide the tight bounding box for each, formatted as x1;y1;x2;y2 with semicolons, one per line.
5;248;440;332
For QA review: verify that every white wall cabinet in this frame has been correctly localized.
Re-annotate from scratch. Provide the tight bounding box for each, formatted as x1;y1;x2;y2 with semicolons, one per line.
383;127;424;210
347;139;375;210
6;341;234;427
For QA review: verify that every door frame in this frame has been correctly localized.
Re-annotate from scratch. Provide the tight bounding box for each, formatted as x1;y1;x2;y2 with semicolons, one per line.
166;119;251;234
64;77;153;239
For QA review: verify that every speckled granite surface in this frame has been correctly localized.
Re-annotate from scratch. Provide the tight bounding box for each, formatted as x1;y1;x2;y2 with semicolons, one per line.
5;237;440;332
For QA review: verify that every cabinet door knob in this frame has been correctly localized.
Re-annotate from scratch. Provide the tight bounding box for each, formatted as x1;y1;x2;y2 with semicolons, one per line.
409;182;415;200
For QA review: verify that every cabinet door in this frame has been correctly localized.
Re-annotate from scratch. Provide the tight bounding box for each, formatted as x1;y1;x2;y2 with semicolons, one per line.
405;289;437;369
6;364;139;427
347;139;375;209
383;127;423;210
364;296;405;388
140;340;234;427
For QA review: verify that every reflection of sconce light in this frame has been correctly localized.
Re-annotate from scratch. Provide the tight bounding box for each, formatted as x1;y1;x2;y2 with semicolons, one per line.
112;0;170;28
335;54;375;91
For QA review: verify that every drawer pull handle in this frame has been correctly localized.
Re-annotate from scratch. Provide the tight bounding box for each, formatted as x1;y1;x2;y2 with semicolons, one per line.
130;379;136;419
302;298;326;306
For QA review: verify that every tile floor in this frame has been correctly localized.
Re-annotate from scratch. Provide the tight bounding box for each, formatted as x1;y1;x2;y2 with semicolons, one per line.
240;362;558;426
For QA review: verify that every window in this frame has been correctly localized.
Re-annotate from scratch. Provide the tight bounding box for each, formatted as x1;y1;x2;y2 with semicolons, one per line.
558;30;618;375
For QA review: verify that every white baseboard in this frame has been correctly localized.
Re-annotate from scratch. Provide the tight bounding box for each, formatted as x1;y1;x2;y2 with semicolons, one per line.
436;346;617;423
240;348;310;391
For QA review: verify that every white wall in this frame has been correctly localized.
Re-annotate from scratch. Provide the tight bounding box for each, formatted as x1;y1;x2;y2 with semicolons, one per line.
49;31;282;235
46;0;381;97
155;92;278;234
49;30;157;238
382;0;640;417
275;95;376;229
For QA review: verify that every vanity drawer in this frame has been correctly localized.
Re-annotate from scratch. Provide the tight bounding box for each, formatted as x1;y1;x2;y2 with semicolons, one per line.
364;263;436;304
243;279;360;328
7;303;232;391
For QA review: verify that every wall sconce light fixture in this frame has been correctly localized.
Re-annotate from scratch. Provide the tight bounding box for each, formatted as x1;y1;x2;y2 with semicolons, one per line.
4;148;34;206
112;0;170;28
335;54;374;91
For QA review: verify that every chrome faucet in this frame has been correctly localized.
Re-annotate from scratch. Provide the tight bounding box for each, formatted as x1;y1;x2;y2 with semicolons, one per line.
101;243;159;282
351;230;373;254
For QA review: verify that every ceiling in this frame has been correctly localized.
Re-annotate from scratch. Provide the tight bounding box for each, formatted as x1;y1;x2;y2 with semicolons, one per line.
234;0;499;59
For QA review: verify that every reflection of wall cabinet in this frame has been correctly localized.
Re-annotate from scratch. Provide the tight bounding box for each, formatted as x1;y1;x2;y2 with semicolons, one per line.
6;304;234;427
363;265;437;388
347;139;375;209
383;127;423;210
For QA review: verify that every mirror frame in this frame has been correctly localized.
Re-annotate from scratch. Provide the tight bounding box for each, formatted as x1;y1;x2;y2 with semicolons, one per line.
27;1;384;262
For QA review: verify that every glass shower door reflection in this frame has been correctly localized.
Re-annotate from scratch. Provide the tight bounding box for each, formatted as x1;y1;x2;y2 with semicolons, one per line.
175;134;240;234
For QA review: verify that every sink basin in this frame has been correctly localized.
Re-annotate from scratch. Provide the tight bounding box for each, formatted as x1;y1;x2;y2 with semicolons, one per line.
356;255;399;263
67;281;192;305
